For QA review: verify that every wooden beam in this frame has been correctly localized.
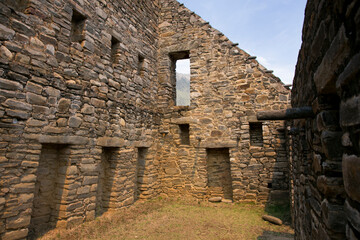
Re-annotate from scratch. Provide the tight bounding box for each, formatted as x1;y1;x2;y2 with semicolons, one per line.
257;106;314;120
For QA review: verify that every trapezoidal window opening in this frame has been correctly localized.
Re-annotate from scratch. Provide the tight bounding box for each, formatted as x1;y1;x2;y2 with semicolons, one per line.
170;51;190;106
111;36;120;64
71;9;86;43
179;124;190;145
138;54;144;76
249;122;263;147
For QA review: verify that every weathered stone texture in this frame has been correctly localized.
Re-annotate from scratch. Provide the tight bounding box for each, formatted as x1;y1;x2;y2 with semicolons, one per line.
291;0;360;239
156;0;290;203
0;0;291;238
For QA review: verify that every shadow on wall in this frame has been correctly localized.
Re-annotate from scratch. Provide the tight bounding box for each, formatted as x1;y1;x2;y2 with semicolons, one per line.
264;121;292;226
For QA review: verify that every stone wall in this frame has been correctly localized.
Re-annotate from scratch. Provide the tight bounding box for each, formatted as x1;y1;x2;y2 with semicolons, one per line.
156;0;291;203
0;0;160;239
0;0;291;239
291;0;360;239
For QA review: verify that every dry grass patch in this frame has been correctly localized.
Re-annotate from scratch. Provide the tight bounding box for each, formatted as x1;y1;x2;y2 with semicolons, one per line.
38;198;293;240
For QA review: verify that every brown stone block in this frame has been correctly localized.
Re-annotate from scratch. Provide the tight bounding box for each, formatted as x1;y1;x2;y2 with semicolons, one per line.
0;78;23;91
97;137;125;147
3;99;32;111
321;131;343;161
345;200;360;233
340;95;360;127
316;175;345;198
6;214;31;230
38;135;88;145
2;228;28;240
343;155;360;203
314;25;350;94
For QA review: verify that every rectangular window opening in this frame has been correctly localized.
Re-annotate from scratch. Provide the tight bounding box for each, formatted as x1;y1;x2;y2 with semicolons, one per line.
71;9;86;43
111;36;120;64
250;122;263;146
138;54;144;76
179;124;190;145
170;51;190;106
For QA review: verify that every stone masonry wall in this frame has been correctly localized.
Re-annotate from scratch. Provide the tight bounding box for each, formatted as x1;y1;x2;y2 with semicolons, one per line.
156;0;291;203
291;0;360;239
0;0;160;239
0;0;292;239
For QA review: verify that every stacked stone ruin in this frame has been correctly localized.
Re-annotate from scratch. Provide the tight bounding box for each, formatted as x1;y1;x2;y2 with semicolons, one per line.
0;0;291;238
290;0;360;239
2;0;359;239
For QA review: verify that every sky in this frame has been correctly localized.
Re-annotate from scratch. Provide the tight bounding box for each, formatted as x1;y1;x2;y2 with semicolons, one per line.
176;0;307;85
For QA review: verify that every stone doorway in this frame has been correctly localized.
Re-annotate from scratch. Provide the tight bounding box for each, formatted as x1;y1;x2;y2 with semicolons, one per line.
29;144;69;236
206;148;233;200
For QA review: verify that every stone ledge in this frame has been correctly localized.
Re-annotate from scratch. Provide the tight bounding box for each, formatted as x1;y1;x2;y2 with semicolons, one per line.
170;117;197;124
97;137;126;147
133;141;152;148
38;135;89;145
199;140;237;148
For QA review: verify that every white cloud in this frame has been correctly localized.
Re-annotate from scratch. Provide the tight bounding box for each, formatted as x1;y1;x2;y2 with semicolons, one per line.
176;59;190;74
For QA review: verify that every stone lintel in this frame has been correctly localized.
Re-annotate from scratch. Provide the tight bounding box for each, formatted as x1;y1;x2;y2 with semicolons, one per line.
97;137;125;147
170;117;197;124
69;0;91;18
133;141;152;148
200;141;237;148
38;135;89;145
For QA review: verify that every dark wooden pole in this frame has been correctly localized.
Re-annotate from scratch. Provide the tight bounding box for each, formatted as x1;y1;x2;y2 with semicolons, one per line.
257;106;314;120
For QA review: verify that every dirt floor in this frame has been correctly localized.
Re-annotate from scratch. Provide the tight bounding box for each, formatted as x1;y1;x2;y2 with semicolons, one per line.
37;198;294;240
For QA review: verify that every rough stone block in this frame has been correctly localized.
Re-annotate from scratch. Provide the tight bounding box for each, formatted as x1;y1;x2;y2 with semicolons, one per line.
0;78;23;91
340;95;360;127
38;135;88;145
343;154;360;202
25;81;43;94
0;23;15;40
321;131;343;161
209;197;222;202
321;199;346;233
317;175;344;198
12;183;35;193
314;25;350;94
6;109;30;119
6;214;31;230
262;215;283;225
97;137;125;147
3;99;32;111
58;98;71;113
345;200;360;233
81;104;94;114
68;116;82;128
26;92;47;106
337;52;360;90
2;228;28;240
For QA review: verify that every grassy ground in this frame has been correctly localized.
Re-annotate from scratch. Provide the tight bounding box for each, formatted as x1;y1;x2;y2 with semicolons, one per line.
38;198;294;240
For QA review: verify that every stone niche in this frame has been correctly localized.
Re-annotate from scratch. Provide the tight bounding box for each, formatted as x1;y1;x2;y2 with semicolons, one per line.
206;148;233;200
134;147;149;201
29;144;70;237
